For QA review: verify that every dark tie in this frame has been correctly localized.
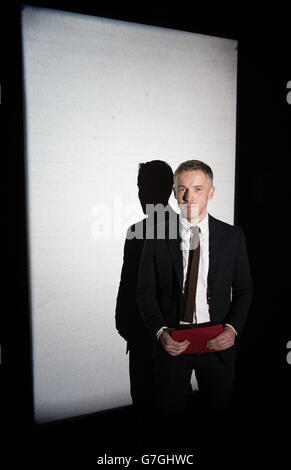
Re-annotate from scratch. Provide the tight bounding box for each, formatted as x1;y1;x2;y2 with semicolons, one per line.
180;226;200;323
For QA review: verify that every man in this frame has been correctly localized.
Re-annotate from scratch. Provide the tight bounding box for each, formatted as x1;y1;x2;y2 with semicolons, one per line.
136;160;253;449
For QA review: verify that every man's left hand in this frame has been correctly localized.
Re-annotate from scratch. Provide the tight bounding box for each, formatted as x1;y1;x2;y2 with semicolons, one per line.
206;325;236;351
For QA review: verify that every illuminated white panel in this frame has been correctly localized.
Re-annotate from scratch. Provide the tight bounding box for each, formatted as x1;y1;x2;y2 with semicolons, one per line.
22;5;237;423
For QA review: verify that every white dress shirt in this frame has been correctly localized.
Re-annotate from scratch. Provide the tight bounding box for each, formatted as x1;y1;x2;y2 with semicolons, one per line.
156;212;237;339
179;212;210;325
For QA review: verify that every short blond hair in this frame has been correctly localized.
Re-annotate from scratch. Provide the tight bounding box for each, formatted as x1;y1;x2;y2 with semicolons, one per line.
174;159;213;187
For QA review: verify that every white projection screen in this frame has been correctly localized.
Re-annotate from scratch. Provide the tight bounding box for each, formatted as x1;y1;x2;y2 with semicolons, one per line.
22;6;238;424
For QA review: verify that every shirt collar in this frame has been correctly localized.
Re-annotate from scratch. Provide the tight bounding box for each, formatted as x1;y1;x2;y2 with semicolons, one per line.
179;212;209;233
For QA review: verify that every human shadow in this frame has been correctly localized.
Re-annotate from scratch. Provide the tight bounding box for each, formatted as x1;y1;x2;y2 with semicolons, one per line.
115;160;177;448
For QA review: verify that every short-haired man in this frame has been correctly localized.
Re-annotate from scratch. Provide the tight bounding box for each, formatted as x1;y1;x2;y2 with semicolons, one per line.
136;160;253;449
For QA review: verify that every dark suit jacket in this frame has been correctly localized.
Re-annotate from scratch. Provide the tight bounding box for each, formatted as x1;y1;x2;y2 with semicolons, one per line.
136;213;253;361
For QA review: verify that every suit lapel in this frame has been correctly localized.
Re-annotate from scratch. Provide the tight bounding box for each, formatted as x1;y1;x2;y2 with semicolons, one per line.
166;215;184;289
208;214;221;292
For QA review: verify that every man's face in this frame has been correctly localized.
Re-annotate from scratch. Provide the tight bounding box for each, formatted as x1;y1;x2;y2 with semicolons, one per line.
173;170;215;223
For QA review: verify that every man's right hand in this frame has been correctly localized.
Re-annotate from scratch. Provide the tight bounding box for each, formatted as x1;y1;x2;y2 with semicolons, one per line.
160;328;190;356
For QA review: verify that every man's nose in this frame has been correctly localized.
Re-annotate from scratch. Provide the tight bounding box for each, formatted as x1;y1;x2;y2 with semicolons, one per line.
183;190;193;202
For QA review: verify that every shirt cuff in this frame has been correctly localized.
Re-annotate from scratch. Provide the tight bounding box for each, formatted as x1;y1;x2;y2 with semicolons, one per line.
156;326;168;340
224;323;238;336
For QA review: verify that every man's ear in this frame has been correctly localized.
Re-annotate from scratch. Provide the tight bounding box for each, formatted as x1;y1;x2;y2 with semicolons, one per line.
172;185;177;200
208;186;215;201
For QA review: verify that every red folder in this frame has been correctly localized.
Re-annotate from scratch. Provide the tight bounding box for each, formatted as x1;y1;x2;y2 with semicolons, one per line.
171;324;223;354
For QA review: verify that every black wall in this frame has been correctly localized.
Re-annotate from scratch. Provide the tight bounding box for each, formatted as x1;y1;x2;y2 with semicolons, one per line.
234;28;291;452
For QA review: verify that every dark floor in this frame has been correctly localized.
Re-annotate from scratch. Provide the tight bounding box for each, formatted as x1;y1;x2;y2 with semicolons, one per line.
1;389;290;466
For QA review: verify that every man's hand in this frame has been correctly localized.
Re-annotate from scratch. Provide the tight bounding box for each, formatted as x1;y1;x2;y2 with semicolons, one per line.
160;328;190;356
206;325;236;351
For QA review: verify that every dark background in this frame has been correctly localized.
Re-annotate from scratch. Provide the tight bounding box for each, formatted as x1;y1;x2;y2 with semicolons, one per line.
1;1;290;465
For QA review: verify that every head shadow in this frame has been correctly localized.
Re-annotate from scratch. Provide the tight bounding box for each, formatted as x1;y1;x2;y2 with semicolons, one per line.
137;160;174;214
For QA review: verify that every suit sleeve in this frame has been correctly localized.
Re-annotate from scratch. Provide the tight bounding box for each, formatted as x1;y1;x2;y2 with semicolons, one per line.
115;234;151;348
136;239;168;339
224;228;253;335
115;238;132;342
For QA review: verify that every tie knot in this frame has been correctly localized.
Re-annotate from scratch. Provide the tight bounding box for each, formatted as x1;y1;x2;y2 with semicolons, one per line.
190;225;200;249
191;225;200;234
